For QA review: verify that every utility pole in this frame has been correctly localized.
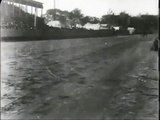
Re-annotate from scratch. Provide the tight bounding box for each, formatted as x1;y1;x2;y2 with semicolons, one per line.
53;0;56;20
54;0;55;10
34;7;37;28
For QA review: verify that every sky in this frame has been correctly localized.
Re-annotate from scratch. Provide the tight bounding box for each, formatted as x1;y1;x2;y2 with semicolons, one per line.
37;0;158;18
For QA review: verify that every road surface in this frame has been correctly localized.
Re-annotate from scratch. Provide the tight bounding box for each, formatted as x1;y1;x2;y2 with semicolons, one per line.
1;35;159;119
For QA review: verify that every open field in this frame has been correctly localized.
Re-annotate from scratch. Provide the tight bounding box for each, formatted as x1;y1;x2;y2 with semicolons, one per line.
1;35;159;119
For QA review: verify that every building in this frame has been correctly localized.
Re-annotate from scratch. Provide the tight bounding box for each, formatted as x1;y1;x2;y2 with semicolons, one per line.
1;0;43;27
83;23;101;30
113;26;120;31
99;24;109;30
47;21;62;28
2;0;43;16
127;27;135;34
76;24;83;28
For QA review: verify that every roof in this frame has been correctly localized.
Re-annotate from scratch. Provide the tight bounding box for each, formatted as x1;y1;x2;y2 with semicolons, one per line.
113;26;120;30
127;27;135;29
3;0;43;8
85;23;100;26
100;24;108;26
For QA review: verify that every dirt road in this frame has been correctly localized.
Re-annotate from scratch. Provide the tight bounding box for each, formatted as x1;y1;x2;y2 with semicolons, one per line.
1;35;158;119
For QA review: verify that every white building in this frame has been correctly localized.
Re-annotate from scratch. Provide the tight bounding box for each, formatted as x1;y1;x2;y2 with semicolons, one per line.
83;23;101;30
113;26;120;31
100;24;109;30
46;21;62;28
127;27;135;34
76;24;83;28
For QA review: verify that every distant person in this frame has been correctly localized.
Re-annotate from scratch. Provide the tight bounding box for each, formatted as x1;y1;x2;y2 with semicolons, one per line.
151;37;159;51
142;30;148;37
141;22;149;37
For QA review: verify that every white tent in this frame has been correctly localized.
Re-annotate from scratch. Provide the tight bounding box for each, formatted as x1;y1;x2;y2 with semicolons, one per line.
127;27;135;34
76;24;83;28
83;23;100;30
100;24;109;30
46;21;62;28
113;26;120;31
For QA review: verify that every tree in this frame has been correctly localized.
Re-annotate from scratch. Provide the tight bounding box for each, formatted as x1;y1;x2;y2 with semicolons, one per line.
70;8;83;19
80;16;91;25
101;14;117;25
81;16;100;25
69;8;83;27
118;12;130;29
129;15;158;34
101;10;118;25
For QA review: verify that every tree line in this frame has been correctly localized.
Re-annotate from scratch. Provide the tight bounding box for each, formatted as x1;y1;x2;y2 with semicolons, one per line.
101;11;158;34
45;8;158;33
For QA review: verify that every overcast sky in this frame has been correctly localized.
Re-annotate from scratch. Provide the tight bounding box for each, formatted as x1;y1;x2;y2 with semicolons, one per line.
37;0;158;18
